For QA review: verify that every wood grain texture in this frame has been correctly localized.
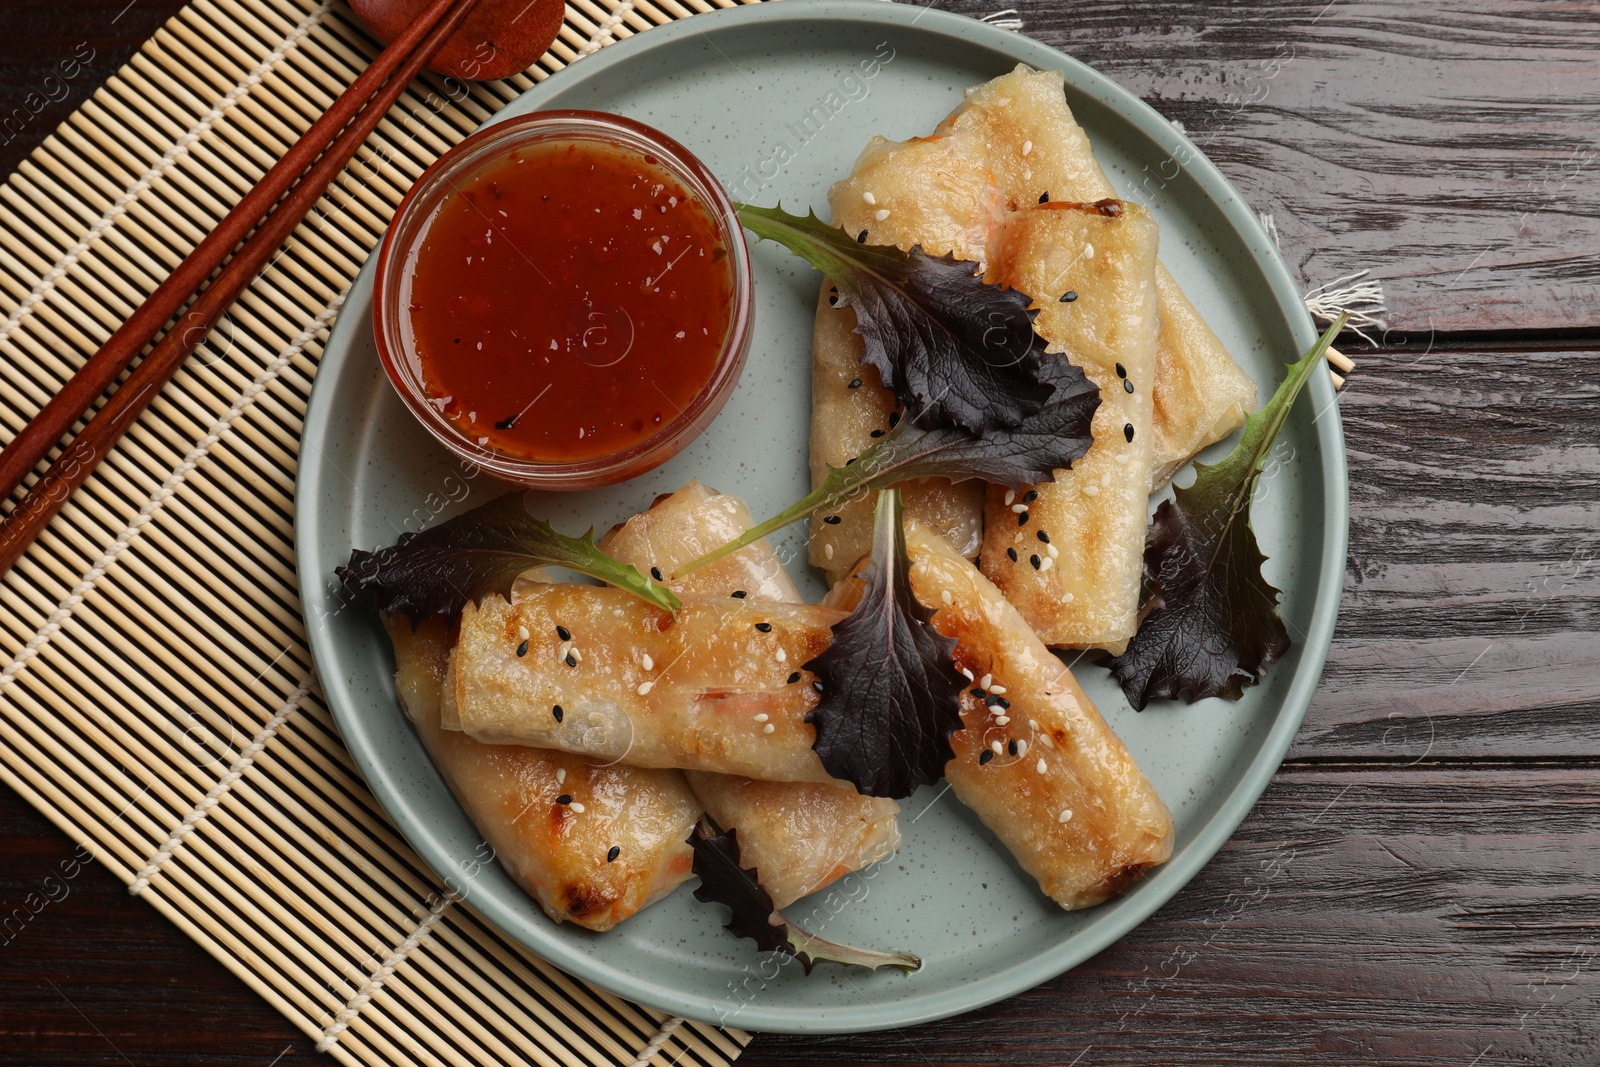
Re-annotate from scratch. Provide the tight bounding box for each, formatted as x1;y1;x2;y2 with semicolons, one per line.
958;0;1600;336
743;766;1600;1066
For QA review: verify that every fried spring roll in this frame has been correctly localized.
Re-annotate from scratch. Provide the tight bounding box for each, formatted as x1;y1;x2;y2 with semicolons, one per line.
452;588;841;783
980;201;1160;653
938;64;1256;486
600;481;901;908
807;133;996;583
908;525;1173;909
384;615;699;931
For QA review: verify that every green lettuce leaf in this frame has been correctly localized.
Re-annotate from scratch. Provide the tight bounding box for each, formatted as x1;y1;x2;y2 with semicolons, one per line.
802;489;966;798
1107;315;1347;708
336;492;679;620
736;202;1054;434
689;821;920;974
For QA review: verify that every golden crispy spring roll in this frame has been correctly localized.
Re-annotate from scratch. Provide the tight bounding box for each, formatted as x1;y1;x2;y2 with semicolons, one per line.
807;133;996;583
384;615;699;931
452;589;840;782
600;481;901;908
938;64;1256;486
904;523;1172;908
979;201;1160;653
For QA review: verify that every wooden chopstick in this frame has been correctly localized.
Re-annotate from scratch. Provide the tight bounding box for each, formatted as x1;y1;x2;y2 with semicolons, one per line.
0;0;483;574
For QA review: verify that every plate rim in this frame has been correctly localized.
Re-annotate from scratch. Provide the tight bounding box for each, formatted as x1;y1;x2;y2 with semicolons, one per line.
296;0;1348;1034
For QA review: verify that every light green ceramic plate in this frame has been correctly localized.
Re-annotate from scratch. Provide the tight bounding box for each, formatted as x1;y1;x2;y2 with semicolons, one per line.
296;0;1346;1034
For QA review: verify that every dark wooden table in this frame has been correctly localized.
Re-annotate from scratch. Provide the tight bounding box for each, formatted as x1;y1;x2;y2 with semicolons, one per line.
2;1;1597;1063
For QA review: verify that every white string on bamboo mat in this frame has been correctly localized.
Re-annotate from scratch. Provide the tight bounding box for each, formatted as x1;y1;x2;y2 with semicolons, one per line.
0;1;334;346
0;291;346;693
579;1;637;56
129;671;316;895
628;1015;686;1067
317;889;459;1052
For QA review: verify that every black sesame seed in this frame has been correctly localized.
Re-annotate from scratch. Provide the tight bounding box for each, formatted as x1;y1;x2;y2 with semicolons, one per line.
556;794;573;805
1006;547;1019;562
1037;530;1050;544
1115;363;1127;379
755;622;772;633
1059;290;1078;303
1124;423;1135;443
1123;378;1135;394
971;688;986;699
1007;739;1019;756
607;845;621;862
1017;511;1029;526
516;639;529;657
888;410;900;428
556;625;571;641
1038;191;1050;204
731;590;748;599
870;428;885;438
565;652;577;667
857;230;868;243
994;697;1011;709
650;566;664;581
848;378;862;389
788;672;801;684
829;294;839;307
823;514;842;525
552;704;564;722
1030;554;1042;570
1022;490;1038;503
979;750;995;765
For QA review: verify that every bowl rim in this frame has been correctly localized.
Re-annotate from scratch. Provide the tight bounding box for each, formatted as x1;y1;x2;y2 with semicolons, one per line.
371;108;755;489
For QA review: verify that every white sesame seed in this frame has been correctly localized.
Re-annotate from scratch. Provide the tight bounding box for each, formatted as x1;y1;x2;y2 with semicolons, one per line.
1015;738;1028;757
1029;719;1040;730
636;681;653;695
979;673;993;690
776;647;787;663
824;543;834;560
518;626;530;641
570;802;586;814
1082;484;1100;497
1039;556;1054;572
1022;139;1033;156
941;589;954;606
754;713;769;723
763;723;776;734
990;684;1007;696
1046;544;1059;559
991;740;1004;755
1058;808;1073;823
874;208;891;221
1062;592;1075;603
642;653;654;671
1036;758;1048;774
556;768;567;784
1084;242;1095;259
1011;503;1028;514
558;641;571;659
571;647;583;662
960;667;974;680
1003;489;1016;506
1039;733;1055;748
863;190;876;205
994;715;1010;726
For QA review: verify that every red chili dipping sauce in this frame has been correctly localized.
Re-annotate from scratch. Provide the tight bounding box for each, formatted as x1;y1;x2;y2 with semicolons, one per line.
402;139;737;464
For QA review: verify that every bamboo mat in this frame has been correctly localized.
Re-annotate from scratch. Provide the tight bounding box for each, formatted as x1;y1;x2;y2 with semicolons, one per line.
0;0;761;1063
